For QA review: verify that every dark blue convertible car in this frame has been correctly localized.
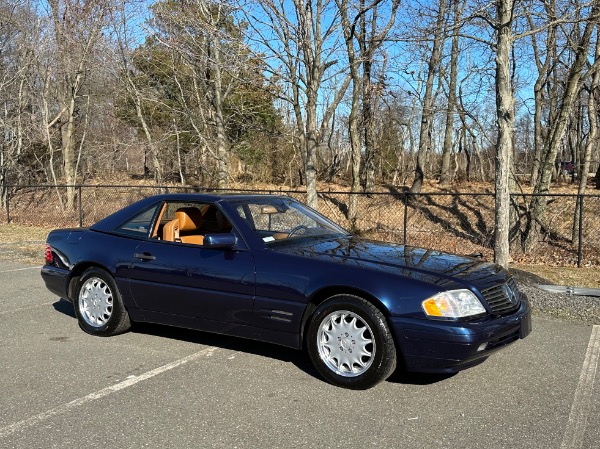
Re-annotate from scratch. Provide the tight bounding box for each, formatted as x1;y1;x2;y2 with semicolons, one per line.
41;193;531;389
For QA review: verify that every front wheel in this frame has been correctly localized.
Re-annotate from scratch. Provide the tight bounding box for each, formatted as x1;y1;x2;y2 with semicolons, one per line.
74;267;131;336
306;295;397;389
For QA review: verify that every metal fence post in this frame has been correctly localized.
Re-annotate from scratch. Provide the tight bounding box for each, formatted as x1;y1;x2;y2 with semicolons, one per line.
403;192;408;245
578;194;583;268
78;185;83;227
6;189;10;224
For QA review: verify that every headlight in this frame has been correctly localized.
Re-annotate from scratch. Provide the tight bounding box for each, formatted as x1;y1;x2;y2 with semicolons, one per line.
422;289;486;319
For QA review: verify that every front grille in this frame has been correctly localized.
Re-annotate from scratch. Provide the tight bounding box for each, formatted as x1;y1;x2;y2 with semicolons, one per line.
481;277;520;315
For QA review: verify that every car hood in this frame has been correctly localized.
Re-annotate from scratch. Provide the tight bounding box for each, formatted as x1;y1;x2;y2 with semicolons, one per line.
272;236;508;292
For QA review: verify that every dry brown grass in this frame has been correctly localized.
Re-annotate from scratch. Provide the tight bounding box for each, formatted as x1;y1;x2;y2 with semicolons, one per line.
0;224;50;265
0;224;51;242
512;264;600;289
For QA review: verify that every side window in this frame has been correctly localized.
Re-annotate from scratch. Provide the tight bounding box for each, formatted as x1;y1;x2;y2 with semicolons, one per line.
243;203;315;232
156;202;206;242
114;205;160;238
159;202;207;221
155;202;235;245
236;205;254;228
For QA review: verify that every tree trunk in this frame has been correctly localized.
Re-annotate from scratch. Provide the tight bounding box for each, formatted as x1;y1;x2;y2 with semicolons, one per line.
337;0;362;226
129;77;163;184
410;0;446;193
209;30;229;189
494;0;516;268
440;0;462;186
530;78;545;187
305;95;319;209
572;33;600;242
61;80;79;210
527;2;557;187
361;55;375;192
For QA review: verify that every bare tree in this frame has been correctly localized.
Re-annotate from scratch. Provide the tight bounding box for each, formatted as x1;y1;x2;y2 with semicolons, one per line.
244;0;350;209
409;0;447;193
439;0;464;186
168;0;233;188
526;0;557;187
337;0;399;224
45;0;112;209
0;1;42;203
337;0;362;225
357;1;400;193
572;27;600;241
524;0;600;251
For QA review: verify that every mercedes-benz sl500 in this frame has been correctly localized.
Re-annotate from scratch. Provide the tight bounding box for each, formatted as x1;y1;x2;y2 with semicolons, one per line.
41;194;531;389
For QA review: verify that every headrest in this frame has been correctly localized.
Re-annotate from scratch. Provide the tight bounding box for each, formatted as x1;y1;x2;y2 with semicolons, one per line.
175;207;202;231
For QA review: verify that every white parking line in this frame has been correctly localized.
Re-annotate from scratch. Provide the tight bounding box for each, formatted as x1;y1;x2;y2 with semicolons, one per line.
0;302;56;316
0;266;40;274
0;346;218;439
560;325;600;449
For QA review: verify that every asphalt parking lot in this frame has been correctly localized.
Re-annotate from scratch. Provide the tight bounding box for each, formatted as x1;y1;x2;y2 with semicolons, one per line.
0;261;598;449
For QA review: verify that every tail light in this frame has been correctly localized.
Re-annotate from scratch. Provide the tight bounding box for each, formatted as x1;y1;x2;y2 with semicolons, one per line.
45;244;53;264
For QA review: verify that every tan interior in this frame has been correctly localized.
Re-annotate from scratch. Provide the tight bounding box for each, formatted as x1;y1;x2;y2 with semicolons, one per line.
175;207;204;245
161;206;234;246
152;203;167;238
162;217;180;242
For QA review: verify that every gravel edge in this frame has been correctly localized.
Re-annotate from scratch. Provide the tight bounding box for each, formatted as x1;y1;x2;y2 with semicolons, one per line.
509;268;599;325
518;283;600;326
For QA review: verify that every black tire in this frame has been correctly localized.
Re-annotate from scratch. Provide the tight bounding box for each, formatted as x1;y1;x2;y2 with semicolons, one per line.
73;267;131;336
306;294;397;389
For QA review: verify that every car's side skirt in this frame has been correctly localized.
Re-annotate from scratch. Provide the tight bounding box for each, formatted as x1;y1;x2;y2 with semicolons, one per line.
131;310;301;350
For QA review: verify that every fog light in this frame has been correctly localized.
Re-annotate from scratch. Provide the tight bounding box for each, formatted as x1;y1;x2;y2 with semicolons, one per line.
477;343;488;352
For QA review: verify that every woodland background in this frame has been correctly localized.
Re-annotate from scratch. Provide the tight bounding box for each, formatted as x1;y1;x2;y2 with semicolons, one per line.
1;0;600;267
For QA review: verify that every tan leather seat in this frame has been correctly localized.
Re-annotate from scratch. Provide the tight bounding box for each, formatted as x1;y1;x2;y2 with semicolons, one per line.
162;218;180;242
175;207;204;245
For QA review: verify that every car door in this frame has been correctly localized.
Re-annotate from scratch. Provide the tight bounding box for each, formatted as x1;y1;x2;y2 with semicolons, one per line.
127;203;255;328
129;240;255;326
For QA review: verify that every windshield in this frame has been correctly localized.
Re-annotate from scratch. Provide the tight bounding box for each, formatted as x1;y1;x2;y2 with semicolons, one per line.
230;197;348;245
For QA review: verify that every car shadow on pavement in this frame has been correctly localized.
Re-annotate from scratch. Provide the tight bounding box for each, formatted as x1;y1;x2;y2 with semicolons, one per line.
387;369;455;385
53;298;76;318
51;299;322;381
131;321;321;381
133;323;457;387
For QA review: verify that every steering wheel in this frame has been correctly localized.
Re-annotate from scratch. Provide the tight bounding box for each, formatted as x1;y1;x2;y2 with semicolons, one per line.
288;225;309;238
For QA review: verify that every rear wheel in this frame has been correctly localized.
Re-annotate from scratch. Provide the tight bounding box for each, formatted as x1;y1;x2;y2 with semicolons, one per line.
307;294;396;389
74;268;131;336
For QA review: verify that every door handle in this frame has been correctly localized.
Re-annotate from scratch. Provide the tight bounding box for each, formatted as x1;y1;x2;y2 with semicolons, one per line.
134;252;156;261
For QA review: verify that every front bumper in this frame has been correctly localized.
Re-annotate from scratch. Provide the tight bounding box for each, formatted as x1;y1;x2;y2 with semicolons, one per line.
391;300;531;373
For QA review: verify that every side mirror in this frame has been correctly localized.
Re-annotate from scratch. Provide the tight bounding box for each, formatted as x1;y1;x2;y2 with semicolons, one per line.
203;233;237;249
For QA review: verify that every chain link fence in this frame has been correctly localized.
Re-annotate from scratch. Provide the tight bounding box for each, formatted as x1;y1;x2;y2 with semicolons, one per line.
1;184;598;267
